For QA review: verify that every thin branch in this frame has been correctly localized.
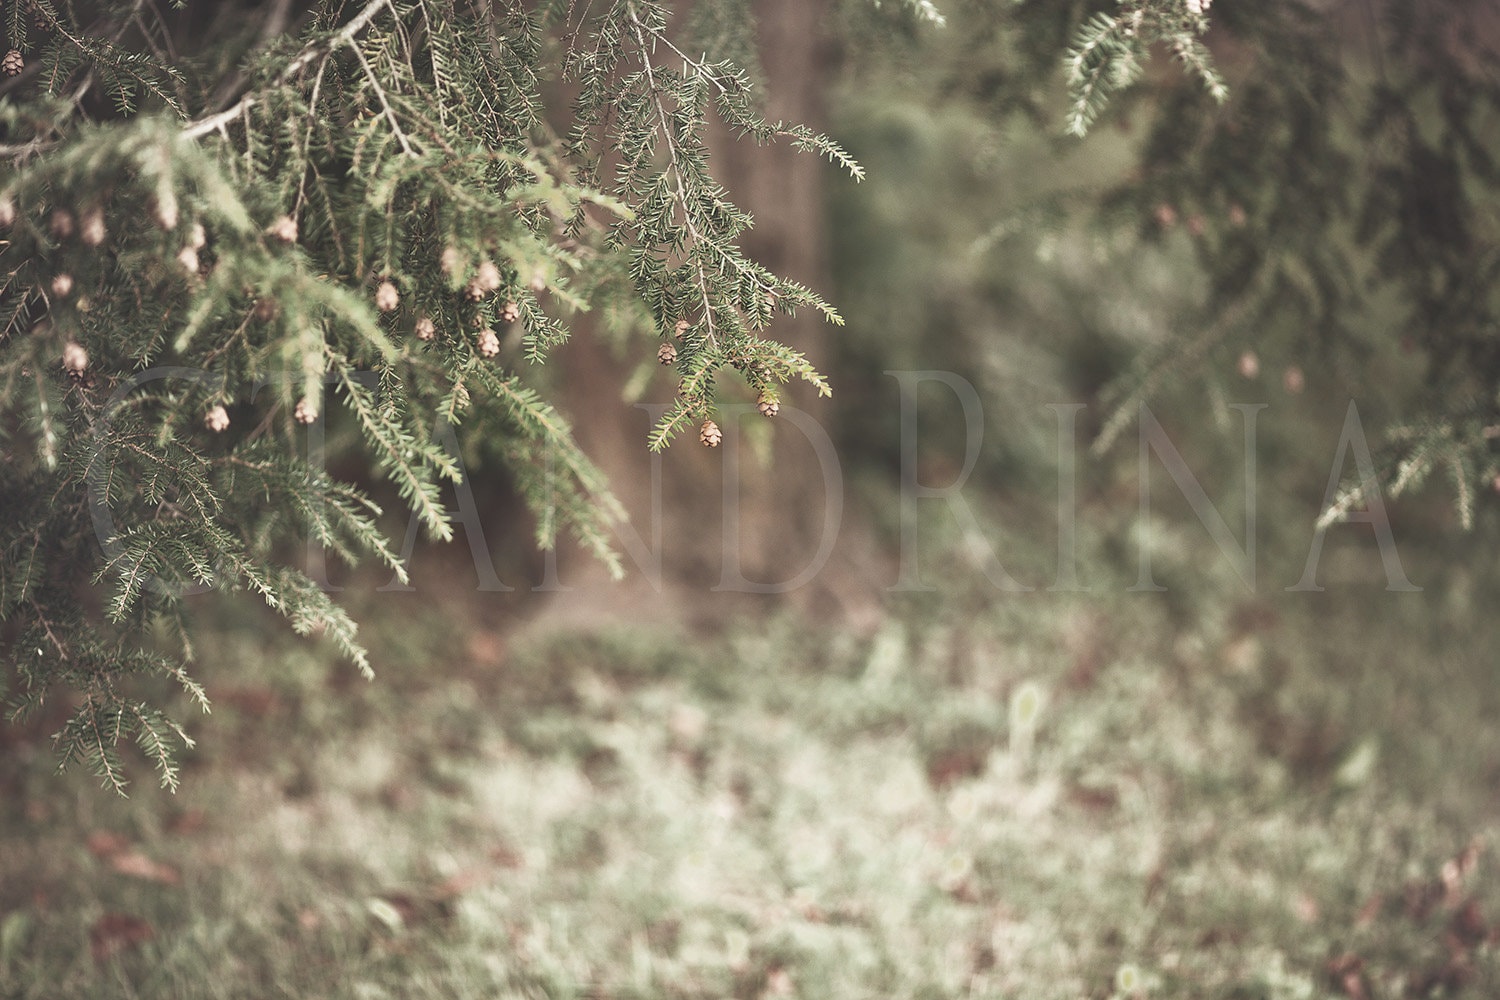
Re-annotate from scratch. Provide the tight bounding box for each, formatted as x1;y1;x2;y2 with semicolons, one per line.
182;0;394;141
627;4;721;347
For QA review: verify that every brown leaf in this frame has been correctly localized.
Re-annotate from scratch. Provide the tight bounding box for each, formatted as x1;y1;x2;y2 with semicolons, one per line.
1354;893;1385;928
1449;897;1488;948
1293;893;1320;924
85;831;130;859
432;867;491;900
925;747;986;789
489;843;524;869
764;967;794;998
90;913;154;962
1326;953;1367;1000
109;851;181;885
1067;783;1119;812
215;686;282;717
166;810;208;835
1403;879;1444;922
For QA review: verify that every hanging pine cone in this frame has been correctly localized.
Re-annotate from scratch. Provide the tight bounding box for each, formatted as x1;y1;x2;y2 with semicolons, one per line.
266;214;298;244
657;342;677;365
204;405;230;433
188;222;206;250
477;327;500;358
414;316;436;341
0;197;14;229
62;341;88;377
50;274;73;299
153;193;179;232
674;318;690;339
2;50;23;78
293;398;317;425
177;246;201;275
79;207;106;247
500;300;520;323
375;280;399;313
699;419;722;448
465;260;502;301
49;209;74;240
252;297;279;322
756;391;779;418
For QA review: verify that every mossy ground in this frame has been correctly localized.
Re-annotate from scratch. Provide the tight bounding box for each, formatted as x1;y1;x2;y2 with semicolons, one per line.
3;531;1498;1000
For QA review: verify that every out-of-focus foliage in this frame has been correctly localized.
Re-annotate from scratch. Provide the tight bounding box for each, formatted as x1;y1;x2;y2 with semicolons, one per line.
833;0;1500;534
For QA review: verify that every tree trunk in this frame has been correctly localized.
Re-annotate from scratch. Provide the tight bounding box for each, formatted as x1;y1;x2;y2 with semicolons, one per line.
533;0;881;631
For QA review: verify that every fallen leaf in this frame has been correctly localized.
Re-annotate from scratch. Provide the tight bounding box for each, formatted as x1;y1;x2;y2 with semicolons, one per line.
215;686;282;717
166;810;207;835
89;913;153;962
1293;893;1320;923
109;851;181;885
85;831;130;859
1355;894;1385;928
764;967;794;997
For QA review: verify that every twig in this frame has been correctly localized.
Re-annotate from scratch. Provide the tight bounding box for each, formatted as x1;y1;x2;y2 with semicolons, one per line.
182;0;394;141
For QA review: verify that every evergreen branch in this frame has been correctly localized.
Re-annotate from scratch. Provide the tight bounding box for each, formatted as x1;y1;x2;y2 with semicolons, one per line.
182;0;395;140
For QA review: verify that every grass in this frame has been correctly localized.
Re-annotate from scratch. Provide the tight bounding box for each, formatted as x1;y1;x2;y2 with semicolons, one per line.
3;537;1500;1000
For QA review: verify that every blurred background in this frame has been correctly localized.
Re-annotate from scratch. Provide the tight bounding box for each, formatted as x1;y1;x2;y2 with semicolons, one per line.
5;1;1500;997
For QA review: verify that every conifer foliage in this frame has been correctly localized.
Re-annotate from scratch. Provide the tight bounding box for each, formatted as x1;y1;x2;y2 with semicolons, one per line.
0;0;857;791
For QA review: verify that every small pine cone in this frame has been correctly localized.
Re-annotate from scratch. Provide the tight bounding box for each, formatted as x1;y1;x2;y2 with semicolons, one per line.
1283;365;1305;395
62;341;88;376
529;272;546;293
49;209;74;240
2;49;22;78
204;404;230;433
375;280;400;313
477;327;500;358
252;297;279;322
1236;350;1259;379
187;221;206;250
293;398;317;425
0;196;14;229
177;245;201;275
49;273;73;299
1228;203;1247;227
756;392;779;418
657;342;677;365
440;246;462;277
80;207;106;247
466;260;502;301
152;193;179;232
500;300;520;323
1153;203;1177;228
674;318;690;339
414;316;436;341
699;419;722;448
266;214;298;244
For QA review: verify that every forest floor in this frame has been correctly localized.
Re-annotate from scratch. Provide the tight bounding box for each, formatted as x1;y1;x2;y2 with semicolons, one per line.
2;535;1499;1000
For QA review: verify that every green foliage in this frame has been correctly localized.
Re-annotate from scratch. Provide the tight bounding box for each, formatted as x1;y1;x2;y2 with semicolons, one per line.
0;0;855;790
1062;1;1225;138
5;543;1500;997
834;0;1500;537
